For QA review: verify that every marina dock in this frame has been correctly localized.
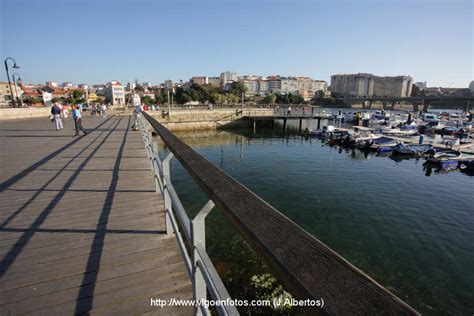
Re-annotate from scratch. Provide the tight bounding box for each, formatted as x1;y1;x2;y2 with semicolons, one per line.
0;116;192;315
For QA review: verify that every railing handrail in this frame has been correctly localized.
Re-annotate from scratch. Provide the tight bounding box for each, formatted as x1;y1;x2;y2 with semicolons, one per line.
141;112;419;315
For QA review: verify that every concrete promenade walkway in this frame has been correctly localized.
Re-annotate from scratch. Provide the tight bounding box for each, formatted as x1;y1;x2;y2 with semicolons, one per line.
0;115;191;315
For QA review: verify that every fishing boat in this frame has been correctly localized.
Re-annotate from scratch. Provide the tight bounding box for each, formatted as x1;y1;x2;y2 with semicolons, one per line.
426;149;462;163
382;125;419;136
392;143;433;156
365;136;399;152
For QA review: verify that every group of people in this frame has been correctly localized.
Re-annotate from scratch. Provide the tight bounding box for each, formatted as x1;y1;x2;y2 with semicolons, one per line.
91;103;107;117
50;102;87;136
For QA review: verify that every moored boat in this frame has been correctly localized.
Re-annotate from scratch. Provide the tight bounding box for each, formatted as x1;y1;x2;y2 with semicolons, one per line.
392;143;433;156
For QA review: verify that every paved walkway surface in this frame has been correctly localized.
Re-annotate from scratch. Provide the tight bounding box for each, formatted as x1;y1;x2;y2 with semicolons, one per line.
0;115;192;315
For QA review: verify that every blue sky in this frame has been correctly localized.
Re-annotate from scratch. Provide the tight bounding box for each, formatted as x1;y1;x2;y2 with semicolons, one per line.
1;0;472;87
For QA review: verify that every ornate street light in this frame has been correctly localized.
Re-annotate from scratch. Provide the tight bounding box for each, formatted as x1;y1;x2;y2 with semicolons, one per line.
4;57;20;107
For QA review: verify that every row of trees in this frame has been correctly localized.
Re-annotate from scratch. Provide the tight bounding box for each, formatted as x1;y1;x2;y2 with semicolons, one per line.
23;89;88;106
137;83;309;105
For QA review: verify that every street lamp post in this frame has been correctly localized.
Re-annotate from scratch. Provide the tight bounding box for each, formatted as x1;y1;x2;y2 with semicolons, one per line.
12;73;23;107
3;57;20;107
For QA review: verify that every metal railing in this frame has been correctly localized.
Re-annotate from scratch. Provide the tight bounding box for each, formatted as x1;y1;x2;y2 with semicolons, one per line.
137;115;238;316
137;112;419;315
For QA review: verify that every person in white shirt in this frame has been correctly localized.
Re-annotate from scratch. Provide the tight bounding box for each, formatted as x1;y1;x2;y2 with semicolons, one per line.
101;104;107;117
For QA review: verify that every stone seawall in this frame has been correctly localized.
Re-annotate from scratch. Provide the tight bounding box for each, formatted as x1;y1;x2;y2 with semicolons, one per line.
147;108;273;131
0;108;51;121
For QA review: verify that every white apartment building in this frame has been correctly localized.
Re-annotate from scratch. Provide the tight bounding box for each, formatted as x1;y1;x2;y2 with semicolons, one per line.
106;81;125;106
220;71;238;85
280;77;299;95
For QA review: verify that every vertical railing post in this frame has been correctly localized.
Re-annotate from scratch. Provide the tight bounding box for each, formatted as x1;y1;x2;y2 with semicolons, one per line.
191;200;215;315
147;131;154;170
152;141;162;192
162;152;174;236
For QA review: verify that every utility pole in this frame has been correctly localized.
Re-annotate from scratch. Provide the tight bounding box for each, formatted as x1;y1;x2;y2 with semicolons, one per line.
167;89;170;118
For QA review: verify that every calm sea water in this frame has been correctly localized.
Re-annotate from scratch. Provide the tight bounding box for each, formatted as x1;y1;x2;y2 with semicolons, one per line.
164;123;473;315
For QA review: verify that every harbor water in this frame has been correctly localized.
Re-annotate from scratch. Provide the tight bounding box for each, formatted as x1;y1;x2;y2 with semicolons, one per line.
164;123;473;315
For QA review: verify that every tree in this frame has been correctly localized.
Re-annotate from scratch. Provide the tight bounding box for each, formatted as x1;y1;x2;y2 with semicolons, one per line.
262;94;277;104
51;97;60;103
230;82;247;97
25;96;40;105
141;95;153;105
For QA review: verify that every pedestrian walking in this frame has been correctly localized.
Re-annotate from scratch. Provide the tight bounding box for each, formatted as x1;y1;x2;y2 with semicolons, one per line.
101;103;107;117
287;106;291;116
72;105;88;136
51;102;63;131
131;103;142;130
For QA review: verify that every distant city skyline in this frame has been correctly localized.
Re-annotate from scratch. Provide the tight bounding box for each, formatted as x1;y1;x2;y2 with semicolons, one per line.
1;0;472;88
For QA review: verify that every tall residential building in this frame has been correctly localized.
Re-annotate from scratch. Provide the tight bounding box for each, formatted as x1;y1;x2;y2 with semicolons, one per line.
207;77;221;88
191;76;207;85
0;82;13;107
220;71;238;85
62;82;74;88
296;77;327;101
268;76;282;94
242;79;259;96
258;79;269;96
280;77;299;95
330;73;375;97
331;73;413;97
373;76;413;97
106;81;125;106
46;81;58;88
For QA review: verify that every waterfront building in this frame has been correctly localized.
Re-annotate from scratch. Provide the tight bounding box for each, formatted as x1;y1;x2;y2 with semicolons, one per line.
258;78;269;96
330;73;375;97
106;80;125;106
280;77;299;95
242;79;259;96
268;76;281;94
373;75;413;97
0;82;13;107
331;73;413;97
